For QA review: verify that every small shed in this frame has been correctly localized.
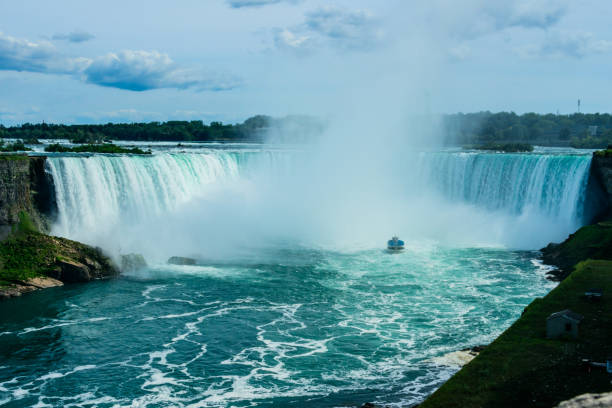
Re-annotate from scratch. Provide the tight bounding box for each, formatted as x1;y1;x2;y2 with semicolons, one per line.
546;309;584;339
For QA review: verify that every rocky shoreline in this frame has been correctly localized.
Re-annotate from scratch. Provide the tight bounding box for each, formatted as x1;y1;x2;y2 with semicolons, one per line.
0;276;63;299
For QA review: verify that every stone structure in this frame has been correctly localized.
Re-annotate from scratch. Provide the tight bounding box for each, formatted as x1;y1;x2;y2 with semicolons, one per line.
546;309;584;339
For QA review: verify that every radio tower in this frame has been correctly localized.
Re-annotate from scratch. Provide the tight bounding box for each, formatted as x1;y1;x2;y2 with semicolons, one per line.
577;99;581;113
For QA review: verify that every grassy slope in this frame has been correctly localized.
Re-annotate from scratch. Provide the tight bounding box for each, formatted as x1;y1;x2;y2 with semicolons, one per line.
420;260;612;408
541;220;612;272
0;212;113;283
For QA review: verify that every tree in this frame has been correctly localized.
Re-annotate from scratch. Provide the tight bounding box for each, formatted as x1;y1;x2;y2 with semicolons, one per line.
559;128;570;140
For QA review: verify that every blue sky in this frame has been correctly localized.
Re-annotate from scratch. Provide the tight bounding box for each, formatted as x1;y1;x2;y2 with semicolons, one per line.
0;0;611;125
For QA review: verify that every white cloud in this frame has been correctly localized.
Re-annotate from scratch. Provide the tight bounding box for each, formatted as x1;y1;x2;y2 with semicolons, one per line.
442;0;567;40
0;32;59;73
0;32;240;92
83;50;241;91
273;6;383;53
273;28;313;53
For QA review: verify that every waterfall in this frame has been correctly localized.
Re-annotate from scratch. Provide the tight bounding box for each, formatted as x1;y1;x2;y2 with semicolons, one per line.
417;152;592;226
47;153;244;240
45;150;593;253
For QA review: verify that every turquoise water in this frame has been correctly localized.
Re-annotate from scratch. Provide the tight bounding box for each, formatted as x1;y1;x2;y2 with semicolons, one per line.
0;147;591;406
0;246;554;407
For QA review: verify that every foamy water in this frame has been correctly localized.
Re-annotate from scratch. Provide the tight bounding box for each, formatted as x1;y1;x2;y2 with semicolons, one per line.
0;246;555;407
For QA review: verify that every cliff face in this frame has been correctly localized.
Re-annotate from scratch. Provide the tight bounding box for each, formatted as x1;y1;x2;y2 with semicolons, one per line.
591;153;612;216
0;155;52;240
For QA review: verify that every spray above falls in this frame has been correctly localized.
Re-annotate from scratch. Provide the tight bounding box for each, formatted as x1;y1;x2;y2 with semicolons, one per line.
45;148;593;261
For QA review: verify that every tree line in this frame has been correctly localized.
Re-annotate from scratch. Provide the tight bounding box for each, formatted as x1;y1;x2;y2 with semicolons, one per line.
2;112;612;148
441;111;612;148
0;115;276;144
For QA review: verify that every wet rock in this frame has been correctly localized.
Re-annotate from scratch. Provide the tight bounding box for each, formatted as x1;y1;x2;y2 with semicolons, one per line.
168;256;196;266
0;276;62;300
121;253;147;272
25;276;63;289
57;259;91;282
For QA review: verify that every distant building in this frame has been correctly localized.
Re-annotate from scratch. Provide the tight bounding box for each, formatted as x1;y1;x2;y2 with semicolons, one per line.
588;125;598;137
546;309;584;339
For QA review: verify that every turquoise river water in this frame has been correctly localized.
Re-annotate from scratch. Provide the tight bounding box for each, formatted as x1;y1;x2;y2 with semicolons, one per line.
0;145;595;407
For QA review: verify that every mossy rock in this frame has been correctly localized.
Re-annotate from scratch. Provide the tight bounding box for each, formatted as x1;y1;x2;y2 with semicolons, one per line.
0;229;118;283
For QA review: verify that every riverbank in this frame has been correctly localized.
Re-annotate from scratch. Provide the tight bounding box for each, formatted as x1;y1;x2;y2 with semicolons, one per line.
419;259;612;408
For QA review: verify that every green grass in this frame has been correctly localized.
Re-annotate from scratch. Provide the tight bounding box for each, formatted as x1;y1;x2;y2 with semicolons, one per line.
15;211;37;234
464;143;534;152
421;260;612;408
541;221;612;272
0;232;58;281
0;140;31;152
0;154;28;161
44;143;151;154
0;212;117;285
594;148;612;158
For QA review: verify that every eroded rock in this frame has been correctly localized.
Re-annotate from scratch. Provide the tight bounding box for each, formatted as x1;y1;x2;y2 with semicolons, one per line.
557;392;612;408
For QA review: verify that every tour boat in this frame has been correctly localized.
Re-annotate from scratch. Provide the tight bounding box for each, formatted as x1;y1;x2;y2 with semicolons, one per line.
387;236;405;251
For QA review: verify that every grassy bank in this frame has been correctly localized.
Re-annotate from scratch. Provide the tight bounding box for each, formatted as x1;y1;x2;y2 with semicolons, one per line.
541;220;612;275
421;260;612;408
463;143;534;152
44;143;151;155
0;212;117;287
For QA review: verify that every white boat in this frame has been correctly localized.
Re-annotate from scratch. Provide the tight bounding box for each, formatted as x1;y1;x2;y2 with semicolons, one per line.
387;236;405;251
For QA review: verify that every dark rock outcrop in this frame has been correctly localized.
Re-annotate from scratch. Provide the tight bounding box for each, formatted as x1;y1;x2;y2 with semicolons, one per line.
120;253;147;272
56;259;92;282
591;152;612;217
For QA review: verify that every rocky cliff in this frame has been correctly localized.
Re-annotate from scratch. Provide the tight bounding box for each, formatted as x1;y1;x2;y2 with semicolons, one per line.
591;151;612;217
0;155;53;239
0;154;118;300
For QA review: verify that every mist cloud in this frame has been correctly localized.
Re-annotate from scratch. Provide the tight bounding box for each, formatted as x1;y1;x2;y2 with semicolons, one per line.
518;30;612;58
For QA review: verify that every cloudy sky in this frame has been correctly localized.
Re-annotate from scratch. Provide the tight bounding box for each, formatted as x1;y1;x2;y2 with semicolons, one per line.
0;0;610;125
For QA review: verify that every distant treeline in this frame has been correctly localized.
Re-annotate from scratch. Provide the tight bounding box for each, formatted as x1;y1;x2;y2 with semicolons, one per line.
442;112;612;148
0;115;324;144
2;112;612;148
